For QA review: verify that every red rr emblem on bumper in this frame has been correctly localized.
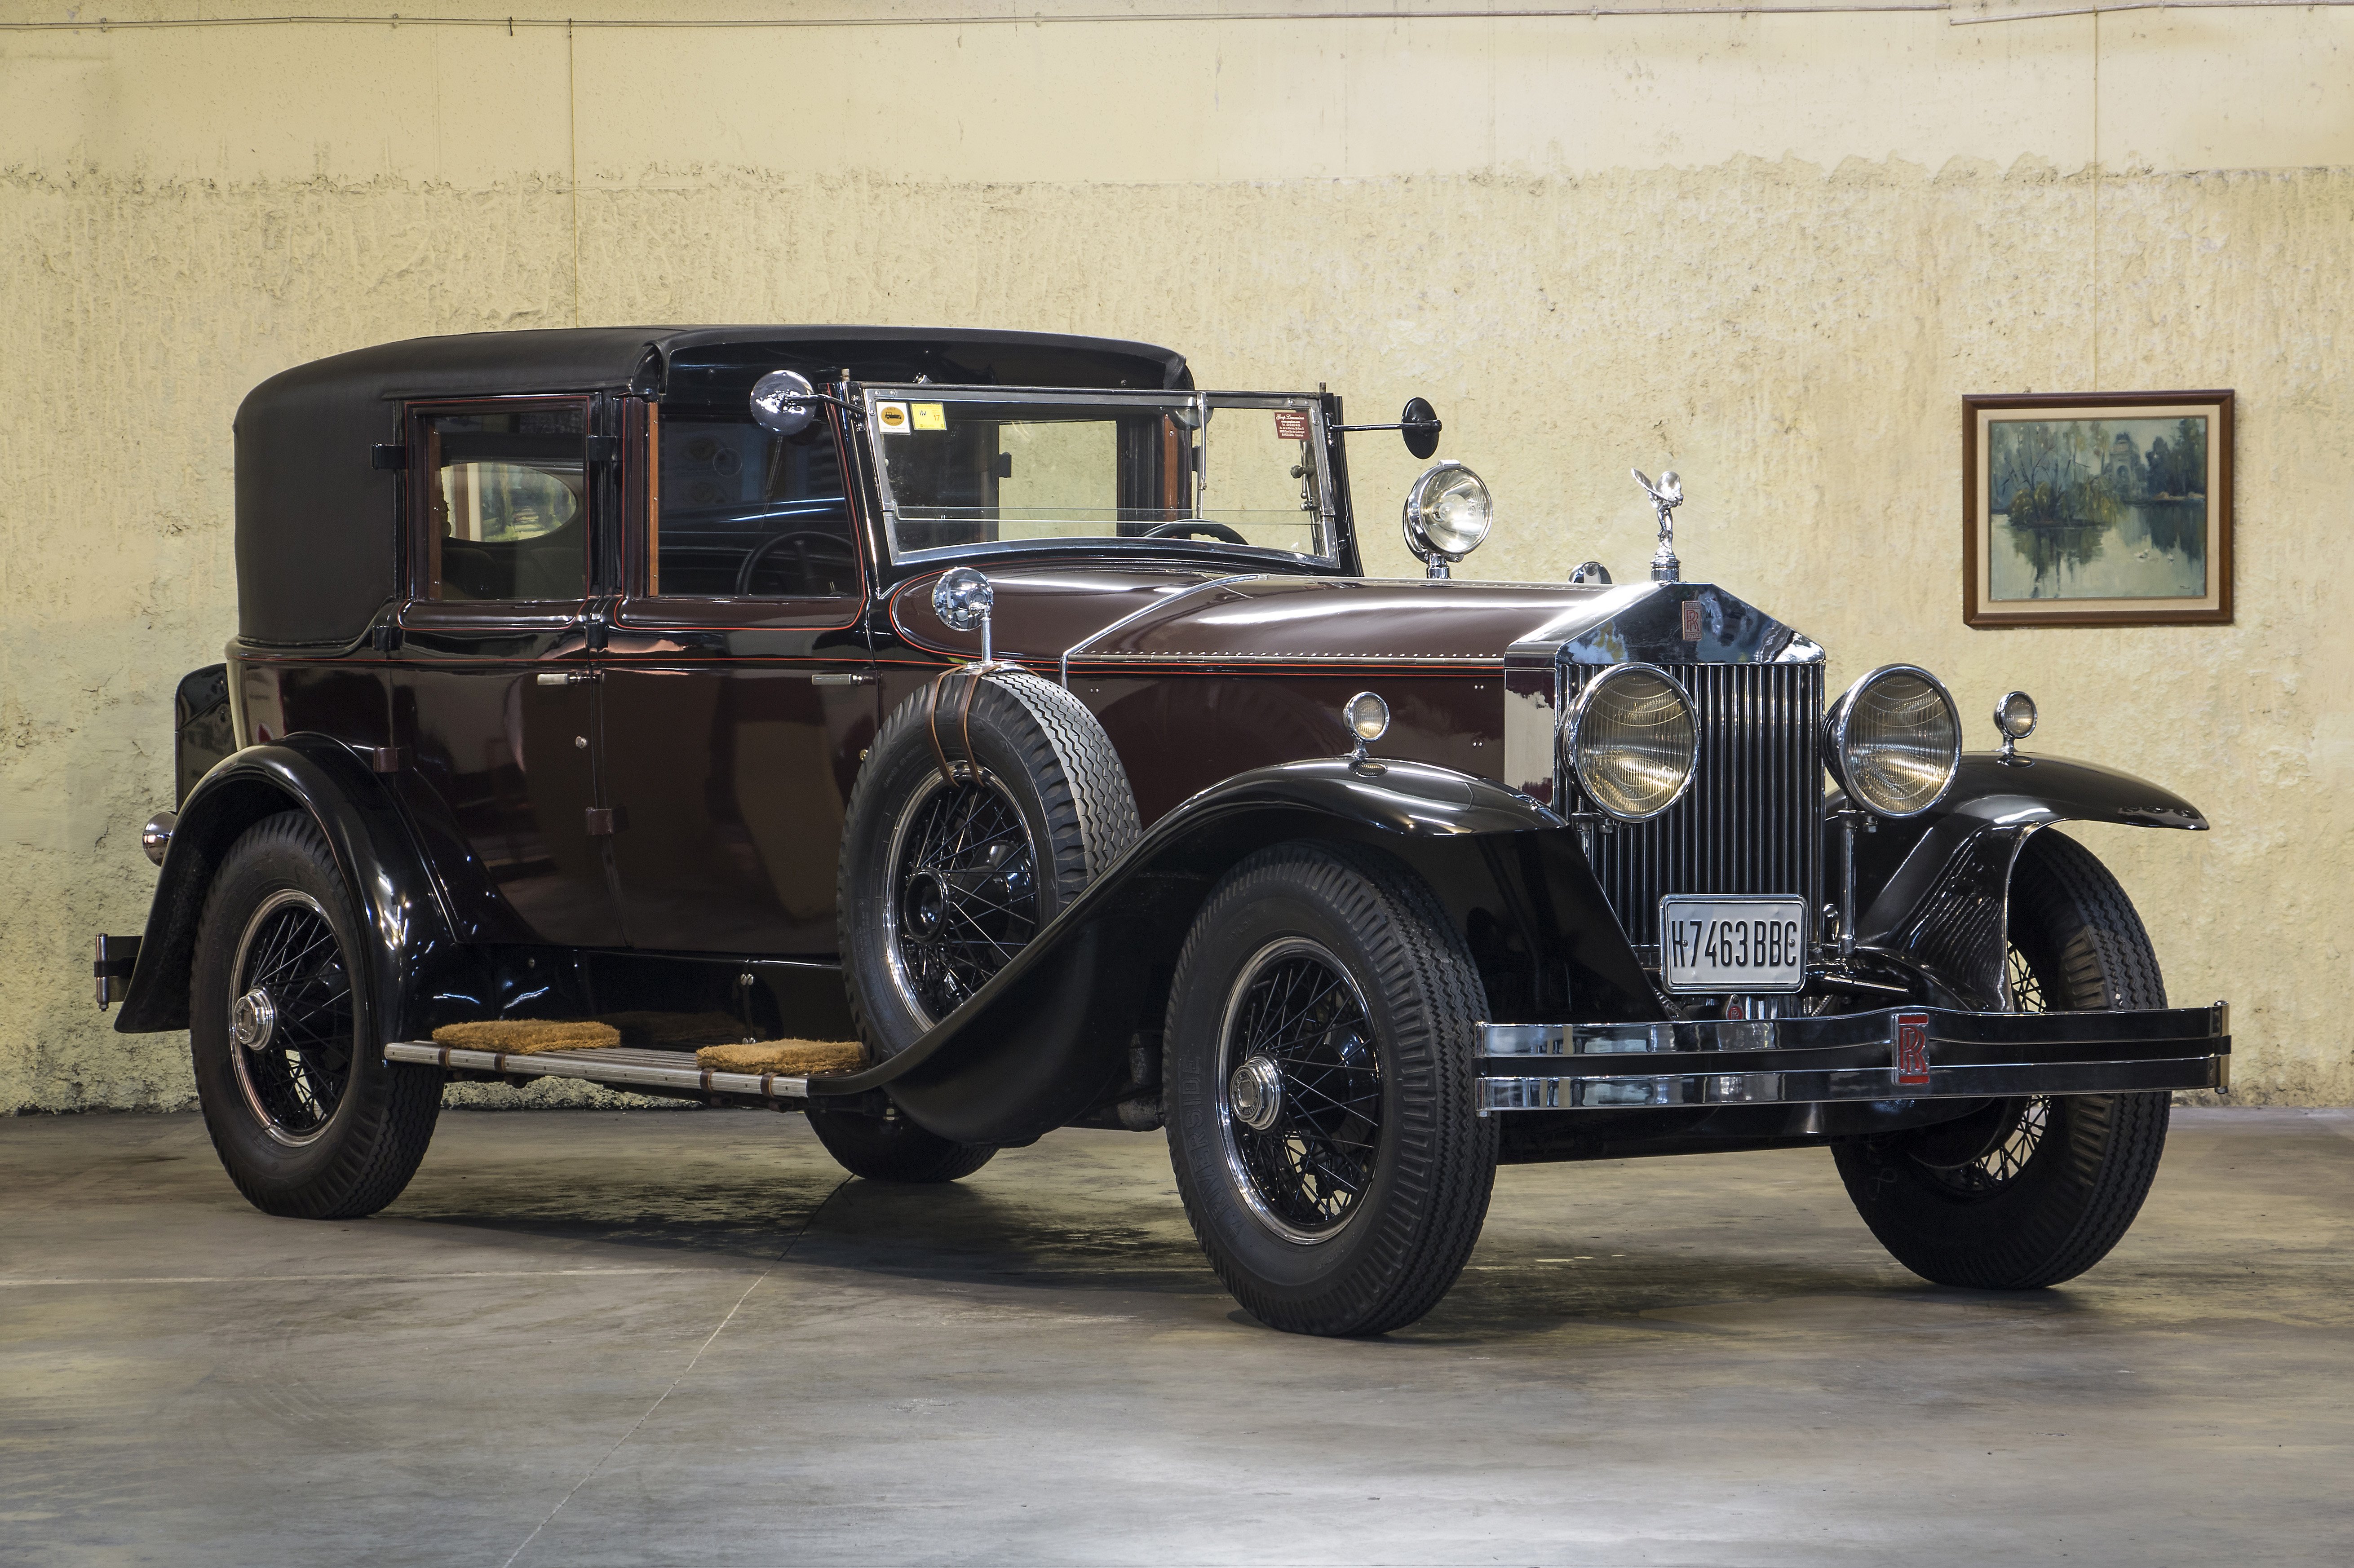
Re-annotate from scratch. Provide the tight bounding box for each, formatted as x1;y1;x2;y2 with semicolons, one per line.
1894;1012;1932;1086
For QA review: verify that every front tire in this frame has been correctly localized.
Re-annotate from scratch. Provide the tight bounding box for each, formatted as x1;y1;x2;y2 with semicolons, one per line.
1833;830;2172;1289
190;812;441;1219
1164;843;1497;1336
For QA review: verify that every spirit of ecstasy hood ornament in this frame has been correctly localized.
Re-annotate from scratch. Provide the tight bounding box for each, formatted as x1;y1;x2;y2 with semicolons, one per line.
1632;468;1684;583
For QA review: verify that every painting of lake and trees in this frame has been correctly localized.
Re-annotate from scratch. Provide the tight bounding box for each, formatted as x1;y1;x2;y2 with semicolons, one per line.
1987;416;2208;601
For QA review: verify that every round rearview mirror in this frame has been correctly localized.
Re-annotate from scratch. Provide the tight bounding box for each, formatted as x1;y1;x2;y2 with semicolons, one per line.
750;369;819;437
1401;397;1442;461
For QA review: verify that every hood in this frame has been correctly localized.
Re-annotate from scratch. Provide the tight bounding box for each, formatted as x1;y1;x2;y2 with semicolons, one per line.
886;566;1822;675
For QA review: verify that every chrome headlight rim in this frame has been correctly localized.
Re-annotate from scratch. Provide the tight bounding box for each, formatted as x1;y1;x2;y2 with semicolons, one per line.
1827;663;1964;819
1561;662;1701;824
1400;459;1493;562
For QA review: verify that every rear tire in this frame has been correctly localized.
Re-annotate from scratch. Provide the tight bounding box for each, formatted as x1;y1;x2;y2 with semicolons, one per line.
1164;842;1497;1336
1832;830;2172;1289
190;812;440;1219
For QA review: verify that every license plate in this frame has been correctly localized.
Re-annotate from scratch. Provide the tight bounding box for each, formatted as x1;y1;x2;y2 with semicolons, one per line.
1659;897;1807;994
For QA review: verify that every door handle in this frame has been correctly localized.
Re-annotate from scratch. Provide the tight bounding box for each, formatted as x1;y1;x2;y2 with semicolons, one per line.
810;671;876;686
535;670;600;686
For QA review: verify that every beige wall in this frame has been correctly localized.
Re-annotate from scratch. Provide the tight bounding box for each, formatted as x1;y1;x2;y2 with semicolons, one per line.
4;1;2349;1110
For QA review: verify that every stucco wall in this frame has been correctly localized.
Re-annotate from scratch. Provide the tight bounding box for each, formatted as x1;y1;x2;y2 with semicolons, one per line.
4;2;2349;1111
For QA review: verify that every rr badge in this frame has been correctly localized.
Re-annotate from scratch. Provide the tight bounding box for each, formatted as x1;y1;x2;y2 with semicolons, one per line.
1894;1012;1932;1087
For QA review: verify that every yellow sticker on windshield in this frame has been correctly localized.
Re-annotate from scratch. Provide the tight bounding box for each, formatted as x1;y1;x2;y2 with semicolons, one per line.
911;402;947;431
875;401;910;433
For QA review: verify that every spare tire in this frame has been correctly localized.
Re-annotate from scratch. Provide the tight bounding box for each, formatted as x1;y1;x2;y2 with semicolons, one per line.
838;668;1140;1062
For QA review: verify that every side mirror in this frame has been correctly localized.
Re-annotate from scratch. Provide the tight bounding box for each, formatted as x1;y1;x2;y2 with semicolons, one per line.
1401;397;1441;461
750;369;819;437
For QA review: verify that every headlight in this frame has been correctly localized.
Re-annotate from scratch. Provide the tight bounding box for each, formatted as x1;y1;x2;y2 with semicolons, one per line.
1827;665;1962;817
1402;460;1492;562
1562;664;1699;822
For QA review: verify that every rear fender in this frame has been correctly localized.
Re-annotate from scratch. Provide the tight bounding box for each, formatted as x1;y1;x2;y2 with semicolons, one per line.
816;757;1663;1145
115;736;471;1039
1850;753;2207;1007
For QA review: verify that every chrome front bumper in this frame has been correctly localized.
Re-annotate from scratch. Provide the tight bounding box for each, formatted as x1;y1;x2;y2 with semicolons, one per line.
1476;1003;2230;1113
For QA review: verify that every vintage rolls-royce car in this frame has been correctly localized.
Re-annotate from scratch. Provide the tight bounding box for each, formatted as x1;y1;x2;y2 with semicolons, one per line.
98;326;2229;1336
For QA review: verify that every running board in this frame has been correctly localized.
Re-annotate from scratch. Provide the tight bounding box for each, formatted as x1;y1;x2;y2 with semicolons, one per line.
385;1042;814;1105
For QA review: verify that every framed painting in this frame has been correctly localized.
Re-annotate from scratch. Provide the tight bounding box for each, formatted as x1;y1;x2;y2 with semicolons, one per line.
1964;390;2234;627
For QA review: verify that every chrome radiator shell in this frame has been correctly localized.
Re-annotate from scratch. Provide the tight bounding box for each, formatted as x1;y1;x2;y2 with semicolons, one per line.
1502;582;1826;954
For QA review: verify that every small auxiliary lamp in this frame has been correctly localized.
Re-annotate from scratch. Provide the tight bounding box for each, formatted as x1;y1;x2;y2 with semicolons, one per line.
1343;691;1390;767
1994;689;2037;764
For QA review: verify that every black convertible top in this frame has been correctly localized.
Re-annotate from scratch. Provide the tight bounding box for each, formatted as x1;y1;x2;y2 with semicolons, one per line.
233;326;1192;646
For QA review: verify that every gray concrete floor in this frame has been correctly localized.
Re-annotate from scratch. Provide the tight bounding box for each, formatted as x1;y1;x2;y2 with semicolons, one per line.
2;1107;2349;1567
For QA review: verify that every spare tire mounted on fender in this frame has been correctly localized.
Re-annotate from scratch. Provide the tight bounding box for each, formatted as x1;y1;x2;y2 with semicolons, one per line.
839;667;1140;1062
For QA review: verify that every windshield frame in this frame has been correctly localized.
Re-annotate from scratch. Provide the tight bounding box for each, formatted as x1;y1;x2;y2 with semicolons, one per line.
859;384;1341;570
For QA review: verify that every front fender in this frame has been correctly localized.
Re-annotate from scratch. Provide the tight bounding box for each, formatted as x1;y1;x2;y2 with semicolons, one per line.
1850;753;2207;1006
816;757;1661;1144
115;737;469;1040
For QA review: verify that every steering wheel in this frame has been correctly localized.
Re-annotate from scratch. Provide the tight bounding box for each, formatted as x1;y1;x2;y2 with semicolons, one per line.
1140;519;1248;545
735;530;859;596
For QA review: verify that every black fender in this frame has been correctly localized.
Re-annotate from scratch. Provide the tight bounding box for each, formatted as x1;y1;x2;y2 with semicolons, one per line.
115;736;470;1042
1849;753;2207;1007
814;756;1664;1145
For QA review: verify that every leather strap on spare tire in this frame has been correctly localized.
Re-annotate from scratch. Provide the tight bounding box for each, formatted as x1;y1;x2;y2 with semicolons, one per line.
837;667;1140;1063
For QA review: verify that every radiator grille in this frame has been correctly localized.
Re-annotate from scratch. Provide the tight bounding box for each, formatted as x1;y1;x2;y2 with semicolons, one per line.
1578;663;1824;951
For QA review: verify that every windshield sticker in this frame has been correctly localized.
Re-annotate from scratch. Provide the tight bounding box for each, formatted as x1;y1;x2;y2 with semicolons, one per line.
876;401;911;434
911;402;947;431
1273;409;1311;441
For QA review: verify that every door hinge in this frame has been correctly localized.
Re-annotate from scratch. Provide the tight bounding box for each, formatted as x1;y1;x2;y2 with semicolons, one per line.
585;806;628;836
371;443;409;471
585;435;621;464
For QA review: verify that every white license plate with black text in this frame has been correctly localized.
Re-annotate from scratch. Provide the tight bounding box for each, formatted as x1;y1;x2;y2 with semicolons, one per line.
1659;897;1808;993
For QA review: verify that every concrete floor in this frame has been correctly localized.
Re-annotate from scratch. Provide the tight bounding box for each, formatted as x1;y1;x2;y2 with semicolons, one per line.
2;1108;2349;1567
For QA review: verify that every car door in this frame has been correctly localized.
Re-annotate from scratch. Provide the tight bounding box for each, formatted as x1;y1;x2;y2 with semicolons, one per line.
389;396;628;948
599;394;878;956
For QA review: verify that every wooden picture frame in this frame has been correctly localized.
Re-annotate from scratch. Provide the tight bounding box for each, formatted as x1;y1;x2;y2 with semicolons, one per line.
1963;390;2234;628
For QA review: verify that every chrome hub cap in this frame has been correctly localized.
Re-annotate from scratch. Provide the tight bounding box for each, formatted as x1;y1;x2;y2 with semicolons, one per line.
1228;1055;1284;1132
1215;937;1384;1246
230;989;278;1052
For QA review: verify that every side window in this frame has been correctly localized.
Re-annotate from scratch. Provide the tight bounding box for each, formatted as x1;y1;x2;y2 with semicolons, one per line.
651;411;857;597
420;403;588;602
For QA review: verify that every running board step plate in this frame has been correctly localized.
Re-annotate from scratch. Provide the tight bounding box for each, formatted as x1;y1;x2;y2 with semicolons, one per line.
385;1042;813;1102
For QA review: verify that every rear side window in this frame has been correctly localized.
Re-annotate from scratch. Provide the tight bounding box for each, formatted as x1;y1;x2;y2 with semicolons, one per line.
420;404;588;601
650;410;857;597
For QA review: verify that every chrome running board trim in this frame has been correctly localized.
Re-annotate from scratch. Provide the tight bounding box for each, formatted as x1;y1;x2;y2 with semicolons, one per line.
384;1042;812;1102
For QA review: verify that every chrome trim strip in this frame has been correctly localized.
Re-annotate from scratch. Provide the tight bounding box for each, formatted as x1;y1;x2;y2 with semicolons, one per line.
384;1042;811;1101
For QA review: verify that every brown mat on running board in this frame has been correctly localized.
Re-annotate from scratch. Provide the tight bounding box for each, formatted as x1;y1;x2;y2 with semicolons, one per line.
429;1019;623;1054
695;1039;867;1076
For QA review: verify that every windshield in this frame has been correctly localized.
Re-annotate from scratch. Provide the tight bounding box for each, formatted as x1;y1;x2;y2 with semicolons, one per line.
864;387;1336;564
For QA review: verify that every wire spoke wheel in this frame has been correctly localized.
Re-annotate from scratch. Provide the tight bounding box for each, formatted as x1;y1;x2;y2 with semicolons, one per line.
884;770;1040;1025
1216;938;1384;1243
1834;830;2174;1291
227;888;356;1145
